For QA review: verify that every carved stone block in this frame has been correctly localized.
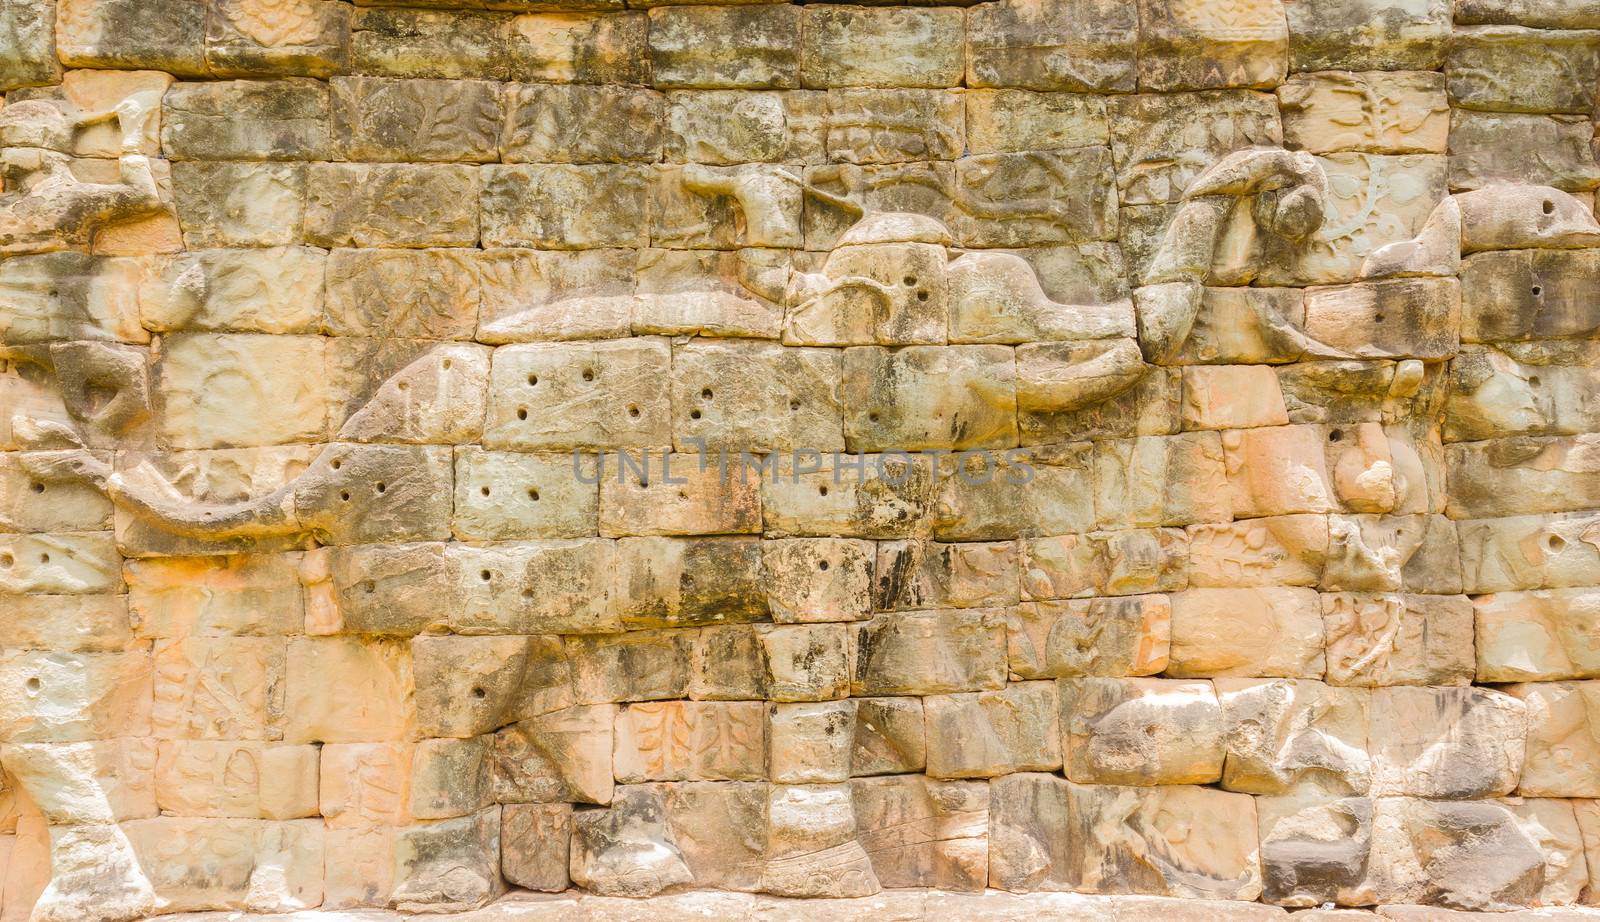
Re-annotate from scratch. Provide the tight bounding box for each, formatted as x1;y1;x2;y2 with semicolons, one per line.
663;89;825;165
954;148;1118;247
282;637;413;743
1458;511;1600;593
1006;595;1171;679
1284;0;1449;71
613;536;766;628
204;0;350;78
841;345;1017;452
507;11;646;85
1109;91;1282;205
412;633;570;738
671;340;841;452
1368;796;1547;910
1022;528;1188;600
390;808;503;912
1094;432;1232;527
492;704;614;806
850;697;925;777
1449;26;1600;114
1059;676;1225;785
1449;111;1600;192
481;164;649;249
873;540;1017;612
503;83;664;164
851;775;988;890
330;76;499;163
647;5;799;89
965;0;1136;92
305;163;479;248
762;537;874;624
56;0;207;75
483;337;670;450
1217;678;1371;795
800;6;961;89
613;700;767;782
1322;592;1475;686
152;637;283;741
126;552;302;638
1447;435;1600;519
1278;71;1448;155
1069;782;1263;900
986;771;1074;892
769;700;854;784
501;802;571;892
475;247;634;343
154;739;315;820
1460;249;1600;343
172;161;305;247
567;630;691;704
350;8;507;80
1135;0;1289;91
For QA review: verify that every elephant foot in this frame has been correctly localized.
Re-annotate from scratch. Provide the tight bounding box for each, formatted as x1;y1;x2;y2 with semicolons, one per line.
30;825;155;922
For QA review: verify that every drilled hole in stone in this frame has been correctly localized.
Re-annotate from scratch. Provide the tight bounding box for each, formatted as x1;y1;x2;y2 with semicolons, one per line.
789;400;801;411
30;482;43;494
517;407;528;421
25;677;40;693
480;570;492;581
442;359;452;370
362;580;376;594
481;486;491;496
819;485;829;497
0;554;12;569
916;290;929;302
690;410;702;420
1529;375;1542;387
868;412;880;422
528;374;538;386
340;491;351;502
628;406;640;418
397;381;408;391
331;459;342;470
471;686;486;699
1548;534;1568;553
1544;199;1556;215
903;276;916;286
375;482;386;494
818;560;830;571
1328;429;1343;443
39;553;49;564
1373;314;1385;324
582;368;595;382
527;488;540;501
702;388;714;400
1532;286;1543;297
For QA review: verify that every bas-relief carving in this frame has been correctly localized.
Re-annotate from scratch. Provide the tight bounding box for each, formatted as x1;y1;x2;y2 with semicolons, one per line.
5;20;1600;915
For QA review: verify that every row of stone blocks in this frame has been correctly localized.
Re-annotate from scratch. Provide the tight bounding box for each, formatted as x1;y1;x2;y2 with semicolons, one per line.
15;0;1600;97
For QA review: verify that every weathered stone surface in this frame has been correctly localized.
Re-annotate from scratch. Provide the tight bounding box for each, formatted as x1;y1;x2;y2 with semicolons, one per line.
850;697;926;777
1136;0;1288;91
1459;249;1600;343
0;0;60;89
1060;677;1226;785
481;164;649;249
613;536;766;628
507;11;646;86
1072;782;1264;900
852;775;988;891
1369;796;1548;910
800;7;962;90
204;0;350;78
1109;91;1283;205
492;705;613;806
1449;111;1600;192
924;682;1061;778
503;84;663;164
1023;528;1188;599
172;161;306;248
1284;0;1449;71
965;0;1136;92
1448;27;1600;115
483;338;670;450
162;79;330;161
1476;589;1600;682
331;77;499;163
56;0;208;75
1217;678;1372;795
1447;435;1600;520
762;538;874;623
647;5;799;90
1503;681;1600;798
1007;595;1171;679
1322;592;1475;687
306;163;479;248
351;8;507;81
1168;587;1326;679
1369;687;1527;798
501;803;570;893
1278;71;1448;155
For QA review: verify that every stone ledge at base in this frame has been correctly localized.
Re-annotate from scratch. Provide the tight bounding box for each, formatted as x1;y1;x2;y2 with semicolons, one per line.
143;891;1600;922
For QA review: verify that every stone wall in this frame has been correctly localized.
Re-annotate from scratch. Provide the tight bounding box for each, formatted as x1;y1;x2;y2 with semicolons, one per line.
3;0;1600;918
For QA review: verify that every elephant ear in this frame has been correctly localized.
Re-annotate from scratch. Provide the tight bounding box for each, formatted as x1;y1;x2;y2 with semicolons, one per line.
337;343;491;445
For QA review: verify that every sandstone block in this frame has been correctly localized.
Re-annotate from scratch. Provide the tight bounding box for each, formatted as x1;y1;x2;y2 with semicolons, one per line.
850;697;925;776
1217;678;1371;795
567;630;692;704
451;451;597;542
1006;595;1171;679
1256;788;1377;906
1182;365;1290;430
56;0;207;75
688;625;767;700
661;780;769;892
306;163;479;248
125;816;324;912
1278;71;1448;155
1109;91;1282;205
850;609;1007;696
1503;682;1600;798
481;164;649;249
351;8;507;80
671;340;841;452
1;738;156;823
1060;676;1225;785
785;235;949;346
934;446;1098;540
824;88;962;164
1449;111;1600;192
161;78;330;160
1369;796;1547;910
1302;278;1460;360
1186;515;1327;588
1095;432;1232;527
763;782;879;897
1168;587;1326;679
1262;153;1447;286
965;0;1136;92
0;0;60;89
769;701;853;784
476;247;634;342
1324;513;1461;594
647;5;799;89
1447;435;1600;519
409;736;491;820
141;246;325;335
1446;343;1600;442
503;83;663;164
1456;0;1600;27
107;446;312;558
1460;249;1600;343
0;531;121;595
614;700;767;782
762;451;937;539
329;339;487;444
126;552;302;638
1322;592;1475;686
801;161;959;250
484;338;670;450
492;705;614;805
600;451;761;537
924;681;1062;778
762;537;874;623
851;775;988;891
1168;287;1307;365
1284;0;1449;71
324;250;478;340
501;802;570;892
965;90;1110;155
614;536;765;628
172;161;305;248
841;345;1017;452
391;808;503;912
568;785;690;897
1370;686;1527;798
4;593;132;652
331;76;500;163
507;11;647;85
0;649;150;743
635;248;788;337
152;636;284;741
1070;782;1263;900
1224;423;1397;517
283;636;413;743
800;6;961;89
986;771;1074;892
1476;588;1600;682
872;540;1017;612
1022;528;1187;599
155;333;327;449
955;148;1119;247
204;0;349;78
0;452;113;533
0;252;145;344
412;633;570;738
1459;512;1600;593
1449;26;1600;114
320;741;413;827
1136;0;1288;91
664;89;825;164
